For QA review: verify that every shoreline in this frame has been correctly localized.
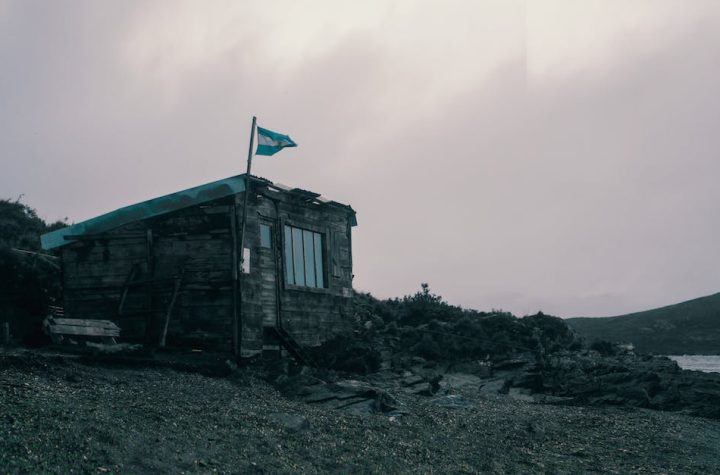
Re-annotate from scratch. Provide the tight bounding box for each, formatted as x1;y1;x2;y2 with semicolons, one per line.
667;354;720;373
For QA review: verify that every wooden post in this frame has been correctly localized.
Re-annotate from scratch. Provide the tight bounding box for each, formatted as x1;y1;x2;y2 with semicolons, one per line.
159;269;184;348
231;203;239;357
144;228;155;343
239;116;256;266
117;264;137;316
234;116;257;358
268;195;283;330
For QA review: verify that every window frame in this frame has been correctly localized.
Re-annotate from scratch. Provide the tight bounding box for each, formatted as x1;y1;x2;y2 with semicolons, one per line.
259;223;272;249
281;220;329;292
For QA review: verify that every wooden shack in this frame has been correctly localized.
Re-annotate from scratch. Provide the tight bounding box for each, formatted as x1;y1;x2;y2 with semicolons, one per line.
40;175;357;356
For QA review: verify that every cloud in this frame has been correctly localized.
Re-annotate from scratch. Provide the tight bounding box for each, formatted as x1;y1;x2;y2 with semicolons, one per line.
2;1;720;317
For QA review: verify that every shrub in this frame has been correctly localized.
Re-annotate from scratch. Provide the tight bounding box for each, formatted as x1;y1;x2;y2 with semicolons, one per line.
521;312;581;353
398;283;465;325
412;333;442;359
590;339;618;356
324;286;584;372
307;335;382;374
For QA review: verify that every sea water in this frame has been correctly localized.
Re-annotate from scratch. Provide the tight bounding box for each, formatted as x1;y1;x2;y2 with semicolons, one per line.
667;355;720;373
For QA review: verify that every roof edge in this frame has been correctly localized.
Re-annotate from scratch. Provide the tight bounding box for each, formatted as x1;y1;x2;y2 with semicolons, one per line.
41;174;357;250
41;175;247;250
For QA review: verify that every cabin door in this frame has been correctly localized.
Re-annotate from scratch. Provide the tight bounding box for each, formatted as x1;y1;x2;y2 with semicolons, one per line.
258;219;279;328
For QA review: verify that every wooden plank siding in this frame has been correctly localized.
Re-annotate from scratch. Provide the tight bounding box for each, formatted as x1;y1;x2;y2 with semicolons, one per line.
59;182;355;355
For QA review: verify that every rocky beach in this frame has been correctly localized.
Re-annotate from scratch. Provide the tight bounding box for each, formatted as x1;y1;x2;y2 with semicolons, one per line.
2;348;720;474
4;288;720;473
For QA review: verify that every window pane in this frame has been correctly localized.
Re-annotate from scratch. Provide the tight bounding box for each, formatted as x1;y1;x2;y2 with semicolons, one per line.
292;227;305;286
303;229;316;287
314;232;324;288
284;225;294;285
260;224;272;248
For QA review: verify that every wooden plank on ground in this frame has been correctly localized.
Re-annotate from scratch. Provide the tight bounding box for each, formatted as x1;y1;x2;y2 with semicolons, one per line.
50;318;119;329
44;317;121;338
46;324;120;337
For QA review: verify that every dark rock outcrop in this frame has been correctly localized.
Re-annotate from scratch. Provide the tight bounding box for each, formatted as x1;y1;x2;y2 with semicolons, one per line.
538;351;720;419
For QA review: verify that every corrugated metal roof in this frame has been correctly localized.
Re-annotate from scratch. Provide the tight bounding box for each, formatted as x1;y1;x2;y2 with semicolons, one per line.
41;174;356;250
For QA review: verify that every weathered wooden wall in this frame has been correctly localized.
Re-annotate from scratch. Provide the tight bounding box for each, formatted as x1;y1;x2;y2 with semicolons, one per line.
239;188;354;355
62;198;236;350
60;183;355;354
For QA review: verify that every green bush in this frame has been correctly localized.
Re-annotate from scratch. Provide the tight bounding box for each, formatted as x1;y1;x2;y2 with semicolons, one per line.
348;285;585;366
307;334;382;375
313;286;594;373
590;339;618;356
412;333;442;359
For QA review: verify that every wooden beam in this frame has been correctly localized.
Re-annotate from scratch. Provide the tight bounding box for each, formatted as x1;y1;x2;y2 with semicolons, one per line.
46;324;120;337
44;318;121;338
144;229;155;343
231;204;239;357
11;248;59;260
50;318;118;329
117;264;138;316
158;269;185;348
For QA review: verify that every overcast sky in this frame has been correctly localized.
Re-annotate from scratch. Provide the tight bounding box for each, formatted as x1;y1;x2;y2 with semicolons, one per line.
2;0;720;317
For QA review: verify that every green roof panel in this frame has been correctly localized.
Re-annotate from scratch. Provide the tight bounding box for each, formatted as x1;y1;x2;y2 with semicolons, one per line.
41;175;247;250
41;174;357;251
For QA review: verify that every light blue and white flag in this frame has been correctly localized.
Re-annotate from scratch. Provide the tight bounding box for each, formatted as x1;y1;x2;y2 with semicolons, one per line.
256;126;297;156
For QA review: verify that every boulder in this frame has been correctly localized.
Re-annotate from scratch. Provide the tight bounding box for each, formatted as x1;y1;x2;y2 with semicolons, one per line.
399;372;440;396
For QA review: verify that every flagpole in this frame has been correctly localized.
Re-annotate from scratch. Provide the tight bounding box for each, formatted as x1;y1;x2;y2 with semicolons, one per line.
234;115;256;358
240;115;256;263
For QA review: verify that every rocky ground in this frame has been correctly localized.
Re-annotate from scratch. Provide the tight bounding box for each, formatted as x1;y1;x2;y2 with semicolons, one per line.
2;348;720;474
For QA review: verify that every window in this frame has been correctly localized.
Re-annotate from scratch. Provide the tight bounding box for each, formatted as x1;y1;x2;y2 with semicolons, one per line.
284;224;325;288
260;224;272;248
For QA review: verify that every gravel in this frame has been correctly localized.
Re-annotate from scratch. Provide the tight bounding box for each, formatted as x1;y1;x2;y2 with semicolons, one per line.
2;350;720;474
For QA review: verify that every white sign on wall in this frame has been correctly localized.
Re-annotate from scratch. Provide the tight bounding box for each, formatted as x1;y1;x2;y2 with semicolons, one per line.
242;248;250;274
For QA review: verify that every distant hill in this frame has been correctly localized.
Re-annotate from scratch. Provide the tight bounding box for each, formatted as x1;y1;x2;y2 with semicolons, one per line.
567;293;720;355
